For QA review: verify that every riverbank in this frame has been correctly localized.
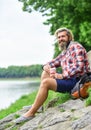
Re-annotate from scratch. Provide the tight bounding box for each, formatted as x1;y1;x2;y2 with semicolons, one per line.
1;86;91;120
0;77;40;81
1;78;91;129
0;90;70;120
0;77;41;110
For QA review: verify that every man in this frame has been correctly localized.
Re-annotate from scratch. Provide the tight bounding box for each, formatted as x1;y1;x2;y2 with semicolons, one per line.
14;27;90;124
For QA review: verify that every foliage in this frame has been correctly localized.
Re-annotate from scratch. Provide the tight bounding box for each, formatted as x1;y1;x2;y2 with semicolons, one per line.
0;64;42;78
18;0;91;58
85;87;91;106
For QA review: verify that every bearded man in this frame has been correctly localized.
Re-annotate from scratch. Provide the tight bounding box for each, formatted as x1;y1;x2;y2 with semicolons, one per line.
14;27;90;124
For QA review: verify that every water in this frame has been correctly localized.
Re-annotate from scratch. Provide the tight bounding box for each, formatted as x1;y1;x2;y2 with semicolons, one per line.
0;80;39;110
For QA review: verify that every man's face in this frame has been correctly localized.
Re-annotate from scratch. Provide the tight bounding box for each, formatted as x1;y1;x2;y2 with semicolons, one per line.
57;31;69;51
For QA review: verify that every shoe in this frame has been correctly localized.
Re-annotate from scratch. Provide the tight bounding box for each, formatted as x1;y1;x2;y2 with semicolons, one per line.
23;105;44;113
13;116;34;124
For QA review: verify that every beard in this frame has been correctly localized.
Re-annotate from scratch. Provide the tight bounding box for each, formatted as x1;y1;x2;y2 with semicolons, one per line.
59;41;68;51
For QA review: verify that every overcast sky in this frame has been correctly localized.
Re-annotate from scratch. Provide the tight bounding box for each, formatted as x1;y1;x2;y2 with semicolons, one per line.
0;0;54;68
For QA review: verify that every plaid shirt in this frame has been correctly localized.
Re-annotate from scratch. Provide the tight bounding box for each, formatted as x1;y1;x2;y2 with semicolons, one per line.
48;41;90;79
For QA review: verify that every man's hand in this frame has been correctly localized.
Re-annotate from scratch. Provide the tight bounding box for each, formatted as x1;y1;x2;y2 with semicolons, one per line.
50;73;63;79
43;64;51;74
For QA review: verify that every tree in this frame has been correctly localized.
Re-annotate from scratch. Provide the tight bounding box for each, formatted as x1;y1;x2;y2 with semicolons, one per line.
0;65;42;78
18;0;91;57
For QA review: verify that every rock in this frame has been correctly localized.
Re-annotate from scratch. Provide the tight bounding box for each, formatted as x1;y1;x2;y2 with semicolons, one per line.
46;97;59;108
0;99;91;130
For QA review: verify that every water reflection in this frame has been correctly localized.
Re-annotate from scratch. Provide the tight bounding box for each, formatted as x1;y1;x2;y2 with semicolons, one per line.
0;80;39;110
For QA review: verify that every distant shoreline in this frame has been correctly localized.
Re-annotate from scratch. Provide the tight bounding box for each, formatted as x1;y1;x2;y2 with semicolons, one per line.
0;77;40;81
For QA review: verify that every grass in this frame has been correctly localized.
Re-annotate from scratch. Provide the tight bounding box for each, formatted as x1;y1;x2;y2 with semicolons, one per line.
85;87;91;106
0;90;38;119
0;90;71;120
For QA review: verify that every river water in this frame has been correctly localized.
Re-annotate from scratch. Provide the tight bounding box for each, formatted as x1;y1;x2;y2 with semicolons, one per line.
0;80;39;110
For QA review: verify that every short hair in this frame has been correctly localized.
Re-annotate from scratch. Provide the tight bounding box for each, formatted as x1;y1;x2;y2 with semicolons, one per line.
54;27;74;41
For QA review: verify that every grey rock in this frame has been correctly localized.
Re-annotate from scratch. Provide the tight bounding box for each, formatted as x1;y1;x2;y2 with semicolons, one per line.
0;99;91;130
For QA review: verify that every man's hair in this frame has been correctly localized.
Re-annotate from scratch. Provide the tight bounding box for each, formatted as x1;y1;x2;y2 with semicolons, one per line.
54;27;74;41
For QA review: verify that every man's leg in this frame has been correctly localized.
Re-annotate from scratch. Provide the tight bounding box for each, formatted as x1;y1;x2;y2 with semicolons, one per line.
23;77;57;117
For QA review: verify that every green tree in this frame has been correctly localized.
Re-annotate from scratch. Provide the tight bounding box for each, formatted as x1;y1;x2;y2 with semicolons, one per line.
18;0;91;57
0;65;42;78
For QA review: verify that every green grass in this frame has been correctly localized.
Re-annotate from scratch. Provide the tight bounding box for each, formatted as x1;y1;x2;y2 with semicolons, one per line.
0;90;71;120
0;91;38;119
85;87;91;106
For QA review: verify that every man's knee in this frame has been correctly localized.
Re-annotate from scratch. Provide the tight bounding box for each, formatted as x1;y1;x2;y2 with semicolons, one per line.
40;78;50;90
40;78;56;91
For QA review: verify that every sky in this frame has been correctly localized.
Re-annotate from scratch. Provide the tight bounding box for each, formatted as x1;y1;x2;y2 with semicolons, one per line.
0;0;54;68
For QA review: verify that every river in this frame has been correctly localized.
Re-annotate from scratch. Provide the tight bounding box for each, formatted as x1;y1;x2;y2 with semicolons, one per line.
0;79;40;110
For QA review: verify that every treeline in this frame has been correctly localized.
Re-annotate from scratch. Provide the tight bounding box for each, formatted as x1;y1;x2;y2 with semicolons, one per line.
0;64;43;78
19;0;91;57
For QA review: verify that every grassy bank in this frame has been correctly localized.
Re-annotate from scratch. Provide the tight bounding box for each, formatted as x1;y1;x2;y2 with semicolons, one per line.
0;90;71;120
0;77;91;120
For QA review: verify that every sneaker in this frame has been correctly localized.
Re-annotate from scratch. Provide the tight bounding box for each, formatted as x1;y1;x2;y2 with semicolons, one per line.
13;116;34;124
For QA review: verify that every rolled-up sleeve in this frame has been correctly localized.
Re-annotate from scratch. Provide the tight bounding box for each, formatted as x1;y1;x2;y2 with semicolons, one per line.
48;54;62;68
